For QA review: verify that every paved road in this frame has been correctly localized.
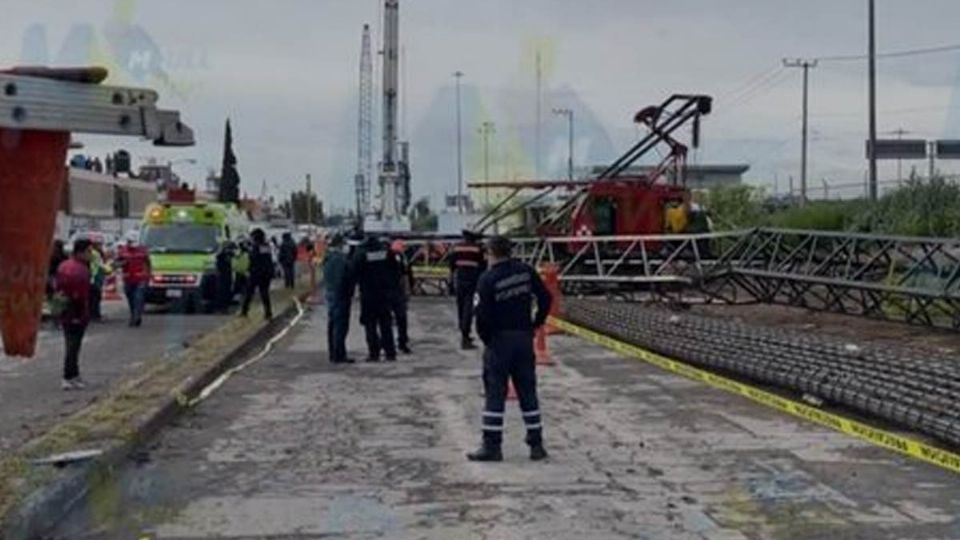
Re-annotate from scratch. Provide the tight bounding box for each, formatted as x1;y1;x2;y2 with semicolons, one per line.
51;298;960;539
0;300;228;454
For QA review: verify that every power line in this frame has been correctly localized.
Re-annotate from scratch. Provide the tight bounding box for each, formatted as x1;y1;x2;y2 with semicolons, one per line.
817;43;960;63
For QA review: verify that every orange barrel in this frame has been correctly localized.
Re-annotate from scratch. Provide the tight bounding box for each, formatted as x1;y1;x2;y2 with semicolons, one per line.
0;129;69;357
540;263;562;334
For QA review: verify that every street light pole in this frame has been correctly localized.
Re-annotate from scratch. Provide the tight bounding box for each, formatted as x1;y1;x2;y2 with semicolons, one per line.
478;121;495;206
868;0;879;201
453;71;464;214
552;108;574;181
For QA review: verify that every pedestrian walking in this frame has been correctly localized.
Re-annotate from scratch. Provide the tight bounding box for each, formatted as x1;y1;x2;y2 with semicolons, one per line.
116;234;151;327
389;239;414;354
279;232;297;289
350;234;399;362
449;229;487;349
55;239;93;390
467;235;552;462
323;234;354;364
215;241;236;313
241;228;274;320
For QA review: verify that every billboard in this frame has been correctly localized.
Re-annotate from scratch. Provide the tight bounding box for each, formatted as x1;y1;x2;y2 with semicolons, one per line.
935;140;960;159
865;139;928;160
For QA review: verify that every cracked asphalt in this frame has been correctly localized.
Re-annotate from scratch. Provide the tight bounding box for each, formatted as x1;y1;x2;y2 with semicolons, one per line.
51;298;960;539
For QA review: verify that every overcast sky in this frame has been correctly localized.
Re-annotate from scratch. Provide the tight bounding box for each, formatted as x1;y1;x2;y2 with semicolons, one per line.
4;0;960;208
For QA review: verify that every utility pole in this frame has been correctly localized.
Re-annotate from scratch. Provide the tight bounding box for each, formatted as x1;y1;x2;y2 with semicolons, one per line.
783;58;818;206
478;121;495;206
552;108;574;181
535;50;542;180
453;70;464;213
868;0;879;201
929;141;937;180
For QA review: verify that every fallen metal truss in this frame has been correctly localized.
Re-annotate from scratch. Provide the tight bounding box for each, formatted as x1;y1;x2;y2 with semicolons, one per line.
706;228;960;330
406;227;960;330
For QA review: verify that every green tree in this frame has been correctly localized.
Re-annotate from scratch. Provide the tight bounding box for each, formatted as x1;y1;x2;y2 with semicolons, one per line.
409;197;438;232
285;190;324;224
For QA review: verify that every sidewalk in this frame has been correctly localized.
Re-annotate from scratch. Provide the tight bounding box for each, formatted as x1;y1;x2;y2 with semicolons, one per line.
0;299;228;456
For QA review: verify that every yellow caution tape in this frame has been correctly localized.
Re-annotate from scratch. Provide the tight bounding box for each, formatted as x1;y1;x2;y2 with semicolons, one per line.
412;265;450;277
549;316;960;475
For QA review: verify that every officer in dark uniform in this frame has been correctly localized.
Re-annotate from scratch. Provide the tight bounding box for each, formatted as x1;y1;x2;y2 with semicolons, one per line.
241;228;274;320
215;240;236;313
468;235;552;462
449;229;487;350
350;234;400;362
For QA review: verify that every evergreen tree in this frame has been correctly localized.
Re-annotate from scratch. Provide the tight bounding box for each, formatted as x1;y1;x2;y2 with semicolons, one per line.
218;118;241;203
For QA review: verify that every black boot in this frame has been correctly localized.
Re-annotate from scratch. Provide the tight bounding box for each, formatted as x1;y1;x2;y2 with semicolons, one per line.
466;446;502;462
529;445;549;461
461;337;477;350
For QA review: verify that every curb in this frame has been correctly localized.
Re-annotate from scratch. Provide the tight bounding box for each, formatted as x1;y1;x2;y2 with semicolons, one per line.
1;293;309;540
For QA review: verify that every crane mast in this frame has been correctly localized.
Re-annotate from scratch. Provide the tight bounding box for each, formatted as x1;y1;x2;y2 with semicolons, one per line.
355;24;373;217
367;0;411;232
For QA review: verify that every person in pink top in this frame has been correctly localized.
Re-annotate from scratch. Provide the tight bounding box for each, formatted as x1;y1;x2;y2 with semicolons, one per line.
55;239;93;390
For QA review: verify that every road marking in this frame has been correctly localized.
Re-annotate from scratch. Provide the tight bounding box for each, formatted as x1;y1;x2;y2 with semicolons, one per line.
550;316;960;476
179;300;307;407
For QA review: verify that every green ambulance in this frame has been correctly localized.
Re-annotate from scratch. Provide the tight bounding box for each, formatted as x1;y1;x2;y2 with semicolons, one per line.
141;200;250;312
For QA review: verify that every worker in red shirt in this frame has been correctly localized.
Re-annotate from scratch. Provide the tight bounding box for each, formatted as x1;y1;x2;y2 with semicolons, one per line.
55;239;93;390
116;234;151;327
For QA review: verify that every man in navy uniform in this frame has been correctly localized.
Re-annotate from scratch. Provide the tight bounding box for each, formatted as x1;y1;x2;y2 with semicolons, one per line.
350;234;400;362
468;235;552;462
449;229;487;350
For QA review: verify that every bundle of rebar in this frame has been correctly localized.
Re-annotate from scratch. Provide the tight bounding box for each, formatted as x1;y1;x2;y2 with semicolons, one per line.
563;298;960;448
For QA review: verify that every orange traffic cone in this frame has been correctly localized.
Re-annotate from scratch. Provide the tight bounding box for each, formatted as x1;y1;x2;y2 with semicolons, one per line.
535;326;554;366
540;263;563;335
0;129;69;357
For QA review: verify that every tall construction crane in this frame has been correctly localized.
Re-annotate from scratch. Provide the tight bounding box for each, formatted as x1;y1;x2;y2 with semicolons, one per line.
366;0;411;232
355;24;373;217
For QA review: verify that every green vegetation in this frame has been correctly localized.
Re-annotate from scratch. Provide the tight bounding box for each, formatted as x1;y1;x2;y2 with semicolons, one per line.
706;178;960;238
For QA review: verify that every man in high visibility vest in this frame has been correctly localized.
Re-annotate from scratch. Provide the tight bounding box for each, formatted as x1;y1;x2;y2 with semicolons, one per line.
449;229;487;350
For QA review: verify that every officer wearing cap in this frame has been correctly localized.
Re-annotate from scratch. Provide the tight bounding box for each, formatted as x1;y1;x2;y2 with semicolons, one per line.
350;233;400;362
467;235;552;462
449;229;487;350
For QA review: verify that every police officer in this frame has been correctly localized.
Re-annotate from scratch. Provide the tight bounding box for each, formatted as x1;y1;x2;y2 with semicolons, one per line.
389;239;414;354
350;234;399;362
241;228;274;320
215;240;236;313
323;234;354;364
468;235;552;462
449;229;487;350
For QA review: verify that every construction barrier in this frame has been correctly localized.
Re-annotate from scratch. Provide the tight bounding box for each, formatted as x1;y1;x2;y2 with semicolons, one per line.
551;316;960;476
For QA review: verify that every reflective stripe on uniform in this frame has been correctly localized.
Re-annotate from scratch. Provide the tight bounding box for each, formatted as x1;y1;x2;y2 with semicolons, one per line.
482;425;504;432
483;411;505;418
524;423;543;430
522;410;540;417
